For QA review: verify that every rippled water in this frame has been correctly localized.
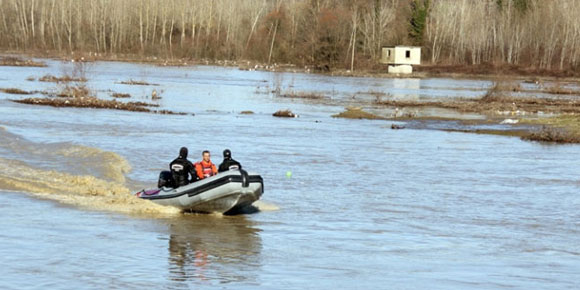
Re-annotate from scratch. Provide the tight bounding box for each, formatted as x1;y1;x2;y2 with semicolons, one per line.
0;60;579;289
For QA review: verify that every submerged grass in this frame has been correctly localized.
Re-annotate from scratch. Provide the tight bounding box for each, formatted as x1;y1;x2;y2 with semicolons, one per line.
543;84;580;95
273;109;297;118
0;56;46;67
520;114;580;143
12;97;186;115
443;128;529;138
522;126;580;143
39;74;87;83
57;85;91;98
280;91;327;99
118;79;159;86
112;93;131;98
332;107;386;120
0;88;33;94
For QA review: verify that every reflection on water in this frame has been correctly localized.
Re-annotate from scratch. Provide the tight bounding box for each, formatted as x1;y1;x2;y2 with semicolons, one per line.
165;215;262;285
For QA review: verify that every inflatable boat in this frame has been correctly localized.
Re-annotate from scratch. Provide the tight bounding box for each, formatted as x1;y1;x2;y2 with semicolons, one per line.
135;169;264;213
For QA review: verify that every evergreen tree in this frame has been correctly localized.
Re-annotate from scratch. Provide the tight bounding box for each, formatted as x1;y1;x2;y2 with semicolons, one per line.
409;0;430;46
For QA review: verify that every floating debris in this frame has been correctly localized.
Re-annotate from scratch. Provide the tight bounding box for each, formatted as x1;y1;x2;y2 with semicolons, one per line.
112;93;131;98
273;109;298;118
156;110;189;115
240;110;254;115
151;89;162;100
39;74;87;83
128;101;159;107
332;107;386;120
0;88;33;95
118;79;159;86
280;92;327;99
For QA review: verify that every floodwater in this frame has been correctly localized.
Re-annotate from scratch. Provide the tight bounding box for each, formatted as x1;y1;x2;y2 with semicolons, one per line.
0;60;579;289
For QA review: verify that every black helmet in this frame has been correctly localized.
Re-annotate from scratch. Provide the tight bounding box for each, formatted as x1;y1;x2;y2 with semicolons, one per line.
223;149;231;159
179;147;188;158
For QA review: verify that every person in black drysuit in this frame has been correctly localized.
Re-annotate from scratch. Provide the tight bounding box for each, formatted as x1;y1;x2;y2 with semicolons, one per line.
218;149;242;172
170;147;197;187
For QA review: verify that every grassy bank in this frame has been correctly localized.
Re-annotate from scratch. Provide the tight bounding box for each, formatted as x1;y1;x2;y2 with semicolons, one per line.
520;115;580;143
332;87;580;144
332;108;387;120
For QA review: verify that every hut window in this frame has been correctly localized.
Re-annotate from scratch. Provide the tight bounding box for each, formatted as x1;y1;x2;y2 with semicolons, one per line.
406;50;411;58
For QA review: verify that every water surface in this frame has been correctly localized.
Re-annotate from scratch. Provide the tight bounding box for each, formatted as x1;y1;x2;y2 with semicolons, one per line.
0;60;579;289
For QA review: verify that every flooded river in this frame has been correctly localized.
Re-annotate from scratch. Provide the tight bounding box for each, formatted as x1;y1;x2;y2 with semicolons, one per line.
0;60;579;289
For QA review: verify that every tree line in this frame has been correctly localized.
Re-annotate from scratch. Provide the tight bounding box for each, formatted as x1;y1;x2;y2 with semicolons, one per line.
1;0;579;71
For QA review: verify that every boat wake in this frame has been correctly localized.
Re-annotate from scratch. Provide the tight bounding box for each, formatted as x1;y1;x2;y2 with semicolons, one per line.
251;200;280;211
0;127;179;216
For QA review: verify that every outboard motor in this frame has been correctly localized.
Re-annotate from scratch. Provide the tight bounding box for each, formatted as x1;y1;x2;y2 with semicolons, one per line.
158;170;175;188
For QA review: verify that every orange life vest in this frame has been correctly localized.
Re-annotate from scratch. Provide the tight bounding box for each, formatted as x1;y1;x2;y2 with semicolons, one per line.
195;161;217;179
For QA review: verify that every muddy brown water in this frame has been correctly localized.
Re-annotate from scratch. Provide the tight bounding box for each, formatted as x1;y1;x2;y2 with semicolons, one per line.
0;60;579;289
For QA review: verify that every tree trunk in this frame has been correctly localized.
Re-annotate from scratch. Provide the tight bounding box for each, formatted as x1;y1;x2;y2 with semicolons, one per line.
245;1;264;52
268;20;278;64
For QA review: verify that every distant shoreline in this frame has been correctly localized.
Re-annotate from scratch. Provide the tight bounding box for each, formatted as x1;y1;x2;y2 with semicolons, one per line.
2;51;579;83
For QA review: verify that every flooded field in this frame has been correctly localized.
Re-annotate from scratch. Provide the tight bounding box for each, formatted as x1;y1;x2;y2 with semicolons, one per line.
1;59;579;289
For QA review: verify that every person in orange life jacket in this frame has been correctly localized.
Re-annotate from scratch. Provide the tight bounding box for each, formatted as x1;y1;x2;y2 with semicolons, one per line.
195;150;218;180
170;147;196;187
218;149;242;172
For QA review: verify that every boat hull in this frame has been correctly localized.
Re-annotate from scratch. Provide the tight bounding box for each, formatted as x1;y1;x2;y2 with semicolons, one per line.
136;169;263;213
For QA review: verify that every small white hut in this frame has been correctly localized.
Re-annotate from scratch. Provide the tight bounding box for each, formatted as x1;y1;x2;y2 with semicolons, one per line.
380;46;421;74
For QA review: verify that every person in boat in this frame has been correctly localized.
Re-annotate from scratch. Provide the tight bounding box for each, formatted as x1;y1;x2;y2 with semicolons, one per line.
218;149;242;172
170;147;197;187
195;150;218;180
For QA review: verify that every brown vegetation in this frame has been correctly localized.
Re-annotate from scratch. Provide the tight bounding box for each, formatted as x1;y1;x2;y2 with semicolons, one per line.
417;64;580;78
273;109;297;118
0;88;33;95
119;80;158;86
112;93;131;98
522;127;580;143
129;101;159;108
280;92;328;99
12;97;186;115
2;0;579;74
426;1;580;70
369;82;580;143
157;110;188;115
332;107;386;120
57;85;91;98
543;84;580;96
240;110;254;115
39;74;87;83
519;114;580;143
14;97;149;112
442;128;529;138
0;56;46;67
376;93;580;115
